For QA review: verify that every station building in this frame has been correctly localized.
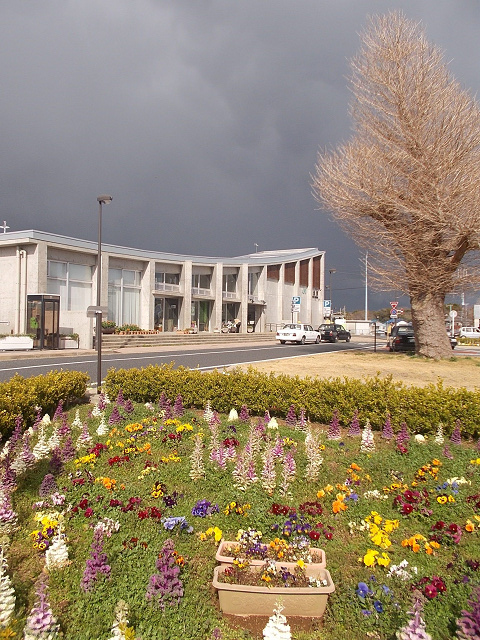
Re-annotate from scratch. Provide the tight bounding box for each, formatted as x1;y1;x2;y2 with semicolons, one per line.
0;230;326;348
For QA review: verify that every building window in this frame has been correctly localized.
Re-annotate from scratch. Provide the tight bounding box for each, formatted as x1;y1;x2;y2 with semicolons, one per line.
267;264;280;281
222;273;237;297
47;260;92;311
108;268;141;326
300;260;309;287
192;273;211;291
248;271;260;295
284;262;296;284
155;271;180;290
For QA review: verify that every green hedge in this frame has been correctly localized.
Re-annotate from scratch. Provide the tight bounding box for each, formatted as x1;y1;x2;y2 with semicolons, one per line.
0;370;89;441
104;364;480;438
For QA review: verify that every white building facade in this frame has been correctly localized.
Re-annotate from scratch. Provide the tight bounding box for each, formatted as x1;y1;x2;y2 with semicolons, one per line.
0;230;325;348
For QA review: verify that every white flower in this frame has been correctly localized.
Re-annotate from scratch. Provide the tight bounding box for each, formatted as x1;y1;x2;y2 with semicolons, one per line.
414;434;426;444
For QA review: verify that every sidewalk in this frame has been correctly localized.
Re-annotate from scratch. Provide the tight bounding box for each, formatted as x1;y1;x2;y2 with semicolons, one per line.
0;334;374;361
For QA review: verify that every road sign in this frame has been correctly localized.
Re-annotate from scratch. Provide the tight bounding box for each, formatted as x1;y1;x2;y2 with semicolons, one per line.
390;301;398;309
449;310;458;319
396;309;404;315
323;299;331;317
292;296;301;313
390;309;398;318
86;305;108;318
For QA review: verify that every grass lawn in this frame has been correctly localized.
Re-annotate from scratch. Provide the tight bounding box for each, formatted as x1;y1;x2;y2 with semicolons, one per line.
1;395;479;639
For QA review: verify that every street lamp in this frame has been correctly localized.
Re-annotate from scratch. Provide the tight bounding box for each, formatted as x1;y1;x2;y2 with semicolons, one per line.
328;268;336;317
96;195;113;393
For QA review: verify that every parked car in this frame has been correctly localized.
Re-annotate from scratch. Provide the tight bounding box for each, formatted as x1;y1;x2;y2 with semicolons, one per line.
317;323;351;343
276;323;320;345
388;324;456;352
459;326;480;339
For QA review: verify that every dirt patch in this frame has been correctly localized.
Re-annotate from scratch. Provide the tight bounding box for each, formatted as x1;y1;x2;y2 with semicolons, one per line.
230;348;480;391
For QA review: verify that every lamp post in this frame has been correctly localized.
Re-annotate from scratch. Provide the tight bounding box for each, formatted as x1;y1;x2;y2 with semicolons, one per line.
328;268;336;317
96;195;113;393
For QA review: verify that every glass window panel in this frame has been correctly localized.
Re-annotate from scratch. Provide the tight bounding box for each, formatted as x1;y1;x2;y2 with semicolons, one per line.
199;274;211;289
122;270;136;286
108;268;122;285
47;279;67;310
70;263;91;282
69;281;92;311
165;273;179;285
123;287;139;324
48;261;66;278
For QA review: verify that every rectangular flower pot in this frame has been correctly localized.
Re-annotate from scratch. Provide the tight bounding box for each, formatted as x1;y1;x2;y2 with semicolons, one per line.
213;565;334;618
215;540;326;569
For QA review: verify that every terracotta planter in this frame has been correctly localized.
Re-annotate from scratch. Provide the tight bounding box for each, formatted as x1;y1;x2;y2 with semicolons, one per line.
102;327;115;334
215;541;326;569
213;565;334;618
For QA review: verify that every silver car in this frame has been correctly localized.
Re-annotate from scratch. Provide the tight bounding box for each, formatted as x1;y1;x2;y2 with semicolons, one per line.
276;323;321;345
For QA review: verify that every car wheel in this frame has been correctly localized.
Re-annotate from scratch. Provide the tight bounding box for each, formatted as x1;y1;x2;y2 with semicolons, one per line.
334;336;338;343
315;335;320;344
346;335;351;342
300;336;306;345
280;341;286;344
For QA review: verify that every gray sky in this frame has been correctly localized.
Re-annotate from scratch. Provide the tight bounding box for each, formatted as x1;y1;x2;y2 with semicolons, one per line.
1;1;478;312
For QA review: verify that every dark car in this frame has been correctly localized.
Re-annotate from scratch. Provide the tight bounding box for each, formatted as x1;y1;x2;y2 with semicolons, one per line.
317;323;351;343
388;324;456;352
388;324;416;352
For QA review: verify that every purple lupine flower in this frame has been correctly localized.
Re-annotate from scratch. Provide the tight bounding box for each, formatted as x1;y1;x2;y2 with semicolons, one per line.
450;419;462;444
61;436;76;462
39;473;58;498
32;407;43;431
53;400;65;422
146;538;184;610
272;436;284;458
1;457;16;493
298;408;307;429
57;417;71;437
239;404;250;423
21;433;36;468
382;413;394;439
81;529;111;592
163;400;172;420
443;444;454;459
210;446;227;469
264;411;271;427
116;389;125;407
456;585;480;639
108;406;123;425
158;392;168;410
48;448;63;476
123;399;134;414
285;404;297;427
348;409;361;437
327;409;341;440
24;577;60;637
396;422;410;446
173;394;184;417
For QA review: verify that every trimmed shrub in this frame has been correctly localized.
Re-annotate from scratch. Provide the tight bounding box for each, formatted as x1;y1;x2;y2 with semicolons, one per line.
104;365;480;437
0;370;89;441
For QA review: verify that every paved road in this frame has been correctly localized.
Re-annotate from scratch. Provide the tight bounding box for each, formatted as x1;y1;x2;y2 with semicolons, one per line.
0;339;375;386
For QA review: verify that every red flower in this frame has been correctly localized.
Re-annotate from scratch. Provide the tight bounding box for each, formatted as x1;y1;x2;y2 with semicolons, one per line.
79;499;89;510
324;532;333;541
402;504;414;515
308;530;321;541
84;508;94;518
424;584;438;599
433;521;446;530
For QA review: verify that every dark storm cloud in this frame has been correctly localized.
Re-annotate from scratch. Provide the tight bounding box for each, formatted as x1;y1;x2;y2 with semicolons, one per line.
1;1;478;311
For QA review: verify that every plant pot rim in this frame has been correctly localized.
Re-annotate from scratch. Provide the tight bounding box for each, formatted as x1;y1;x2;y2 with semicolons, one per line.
213;565;335;595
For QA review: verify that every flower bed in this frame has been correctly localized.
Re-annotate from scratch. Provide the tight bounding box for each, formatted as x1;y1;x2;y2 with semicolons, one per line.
0;393;479;639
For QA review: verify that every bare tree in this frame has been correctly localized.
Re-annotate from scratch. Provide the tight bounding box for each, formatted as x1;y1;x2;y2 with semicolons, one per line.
312;11;480;358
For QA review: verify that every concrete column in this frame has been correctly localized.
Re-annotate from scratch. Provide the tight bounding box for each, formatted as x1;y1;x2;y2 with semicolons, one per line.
278;264;284;324
239;263;248;333
181;261;192;330
213;263;223;332
306;258;313;323
142;260;154;329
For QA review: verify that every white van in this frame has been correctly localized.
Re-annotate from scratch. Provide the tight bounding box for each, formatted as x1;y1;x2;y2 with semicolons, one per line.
459;326;480;338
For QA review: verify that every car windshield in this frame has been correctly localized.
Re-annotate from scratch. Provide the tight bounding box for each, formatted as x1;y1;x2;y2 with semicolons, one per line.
396;326;413;334
319;324;333;330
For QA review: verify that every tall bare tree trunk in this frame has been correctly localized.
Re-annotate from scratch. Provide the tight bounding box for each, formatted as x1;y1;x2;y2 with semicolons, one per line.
410;292;451;359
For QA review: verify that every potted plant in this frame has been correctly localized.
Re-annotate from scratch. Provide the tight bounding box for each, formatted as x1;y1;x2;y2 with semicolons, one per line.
59;333;79;349
212;559;335;618
216;530;325;569
0;334;34;351
101;320;116;334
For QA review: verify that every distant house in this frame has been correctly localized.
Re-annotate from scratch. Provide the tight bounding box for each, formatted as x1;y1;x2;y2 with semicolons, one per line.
0;230;326;348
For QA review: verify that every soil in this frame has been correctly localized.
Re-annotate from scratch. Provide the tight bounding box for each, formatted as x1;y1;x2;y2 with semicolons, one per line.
230;348;480;391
